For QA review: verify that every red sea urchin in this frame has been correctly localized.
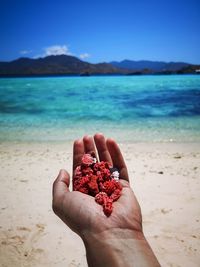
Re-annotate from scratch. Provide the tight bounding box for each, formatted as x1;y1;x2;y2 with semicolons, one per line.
73;153;122;216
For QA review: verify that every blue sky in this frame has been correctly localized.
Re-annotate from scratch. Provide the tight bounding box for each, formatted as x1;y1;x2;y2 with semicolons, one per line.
0;0;199;63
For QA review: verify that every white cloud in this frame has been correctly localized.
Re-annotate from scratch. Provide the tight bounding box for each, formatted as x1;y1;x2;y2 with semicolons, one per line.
44;45;72;56
33;45;90;60
20;50;32;55
79;53;90;59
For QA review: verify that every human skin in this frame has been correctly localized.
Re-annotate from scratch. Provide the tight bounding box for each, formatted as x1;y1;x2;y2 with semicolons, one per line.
52;133;160;267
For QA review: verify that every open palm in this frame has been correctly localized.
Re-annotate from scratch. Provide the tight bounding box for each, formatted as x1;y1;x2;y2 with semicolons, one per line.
53;134;142;239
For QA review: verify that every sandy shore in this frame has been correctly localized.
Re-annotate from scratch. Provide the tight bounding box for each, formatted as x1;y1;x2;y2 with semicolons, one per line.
0;140;200;267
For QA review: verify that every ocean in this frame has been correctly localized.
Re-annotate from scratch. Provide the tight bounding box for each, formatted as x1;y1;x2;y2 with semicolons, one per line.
0;75;200;142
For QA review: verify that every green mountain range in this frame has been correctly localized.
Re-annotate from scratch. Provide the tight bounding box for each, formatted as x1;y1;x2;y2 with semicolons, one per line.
0;55;199;76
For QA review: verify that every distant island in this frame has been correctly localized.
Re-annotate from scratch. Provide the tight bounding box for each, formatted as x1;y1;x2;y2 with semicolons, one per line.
0;55;199;76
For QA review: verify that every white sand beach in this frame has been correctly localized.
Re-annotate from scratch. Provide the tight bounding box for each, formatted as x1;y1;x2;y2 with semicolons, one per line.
0;141;200;267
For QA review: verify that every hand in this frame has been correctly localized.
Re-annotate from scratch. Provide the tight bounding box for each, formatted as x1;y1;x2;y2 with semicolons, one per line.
52;133;142;239
52;133;160;267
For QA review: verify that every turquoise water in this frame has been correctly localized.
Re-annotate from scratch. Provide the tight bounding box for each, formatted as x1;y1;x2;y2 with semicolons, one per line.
0;75;200;142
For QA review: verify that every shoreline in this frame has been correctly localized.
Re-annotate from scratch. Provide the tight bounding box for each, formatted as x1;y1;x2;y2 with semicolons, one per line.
1;122;200;143
0;73;200;78
1;138;200;145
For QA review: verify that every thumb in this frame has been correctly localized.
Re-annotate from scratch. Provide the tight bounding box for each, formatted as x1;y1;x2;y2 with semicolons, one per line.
53;169;70;203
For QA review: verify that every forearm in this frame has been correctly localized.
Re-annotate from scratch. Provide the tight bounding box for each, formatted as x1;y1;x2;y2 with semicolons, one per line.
82;229;160;267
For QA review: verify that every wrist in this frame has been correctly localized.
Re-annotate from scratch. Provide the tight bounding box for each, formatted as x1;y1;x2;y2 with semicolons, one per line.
82;228;145;244
82;229;160;267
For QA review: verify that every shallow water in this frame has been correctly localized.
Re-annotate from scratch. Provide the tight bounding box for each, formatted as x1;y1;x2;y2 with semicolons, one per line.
0;75;200;142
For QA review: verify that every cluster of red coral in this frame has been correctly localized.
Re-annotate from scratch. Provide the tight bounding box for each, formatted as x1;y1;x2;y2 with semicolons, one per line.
73;153;122;216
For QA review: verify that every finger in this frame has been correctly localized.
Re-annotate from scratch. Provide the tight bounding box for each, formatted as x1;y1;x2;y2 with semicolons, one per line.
106;138;129;182
94;133;112;164
119;179;130;188
83;135;97;156
53;169;70;202
73;139;84;171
